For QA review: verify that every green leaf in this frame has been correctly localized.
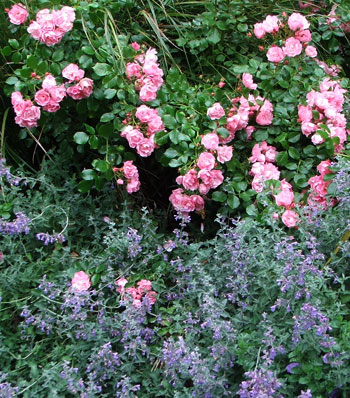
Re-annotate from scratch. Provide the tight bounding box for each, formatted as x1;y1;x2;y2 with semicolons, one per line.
246;204;258;216
293;174;308;188
104;88;117;99
1;46;12;56
52;49;64;62
94;159;109;173
168;158;183;167
254;129;268;141
27;55;38;69
93;63;111;77
207;28;221;44
163;115;177;129
5;76;19;85
276;151;288;166
82;169;96;180
77;180;93;192
100;113;115;123
212;191;227;202
217;127;229;138
82;46;95;55
164;148;179;159
228;194;240;209
8;39;19;49
154;131;169;146
73;132;89;145
285;162;298;170
288;147;300;160
98;123;114;138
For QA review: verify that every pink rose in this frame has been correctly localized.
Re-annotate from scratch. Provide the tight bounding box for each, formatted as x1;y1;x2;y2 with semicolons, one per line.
126;62;142;79
139;83;158;102
262;163;280;180
295;29;312;43
42;99;60;113
274;190;294;207
252;176;264;192
145;291;157;304
283;37;302;58
317;160;331;176
62;63;85;82
135;105;155;123
308;175;328;196
116;278;128;293
208;169;224;188
190;195;205;211
197;152;216;170
136;138;155;157
48;85;66;103
137;279;152;293
298;105;313;122
265;147;278;163
60;6;76;23
198;183;210;195
124;129;144;148
256;111;273;126
288;13;310;31
305;45;317;58
254;23;266;39
125;287;141;300
207;103;225;120
148;115;164;134
201;133;219;150
132;42;140;51
182;169;199;191
301;122;317;136
311;133;324;145
126;178;140;193
266;46;285;62
242;73;257;90
16;101;41;128
7;3;28;25
217;145;233;163
67;85;83;100
42;74;57;89
35;89;51;106
78;78;93;98
281;210;299;228
71;271;91;291
11;91;23;105
262;15;280;33
122;160;138;179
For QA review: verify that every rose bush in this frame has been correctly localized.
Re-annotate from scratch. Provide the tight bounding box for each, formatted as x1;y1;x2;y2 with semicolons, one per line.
1;0;350;229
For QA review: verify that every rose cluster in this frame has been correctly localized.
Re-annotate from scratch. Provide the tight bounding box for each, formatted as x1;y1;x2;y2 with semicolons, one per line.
11;92;41;128
63;64;94;100
298;78;348;150
308;160;335;210
254;13;318;63
249;141;299;227
27;6;75;46
34;74;66;112
12;66;93;128
116;278;157;308
71;271;91;292
113;160;141;194
169;103;235;213
249;141;279;193
125;45;164;102
121;105;164;157
224;94;274;143
5;3;28;25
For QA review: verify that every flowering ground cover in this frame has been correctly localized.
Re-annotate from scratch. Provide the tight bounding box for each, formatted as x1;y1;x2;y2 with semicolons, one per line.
1;0;350;396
